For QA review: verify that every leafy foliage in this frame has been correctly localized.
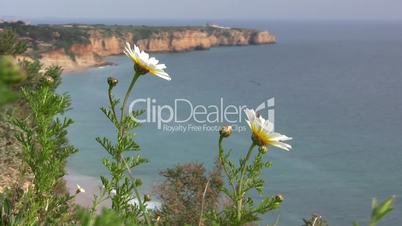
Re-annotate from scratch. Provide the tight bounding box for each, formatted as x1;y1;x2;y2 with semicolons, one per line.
0;29;27;56
13;85;76;191
0;22;90;50
211;135;283;225
0;84;18;107
7;81;77;225
97;72;152;225
369;196;395;226
0;40;78;223
353;196;395;226
0;56;26;85
155;162;223;226
0;29;27;107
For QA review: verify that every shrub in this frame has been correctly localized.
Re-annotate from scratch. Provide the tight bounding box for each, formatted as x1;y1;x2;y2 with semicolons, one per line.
155;162;223;226
0;38;78;223
0;29;27;56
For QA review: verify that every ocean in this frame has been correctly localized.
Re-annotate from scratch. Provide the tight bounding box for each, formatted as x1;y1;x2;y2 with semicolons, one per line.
58;21;402;225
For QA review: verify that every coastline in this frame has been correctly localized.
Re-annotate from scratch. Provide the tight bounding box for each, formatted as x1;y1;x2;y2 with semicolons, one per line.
61;60;116;73
58;43;269;73
47;39;275;73
0;22;277;73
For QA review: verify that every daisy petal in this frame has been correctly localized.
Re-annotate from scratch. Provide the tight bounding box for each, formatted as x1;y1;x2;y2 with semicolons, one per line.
124;42;172;81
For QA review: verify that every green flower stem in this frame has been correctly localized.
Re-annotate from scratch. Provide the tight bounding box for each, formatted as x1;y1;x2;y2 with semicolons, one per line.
108;70;152;226
236;142;256;222
218;136;237;199
120;71;141;123
107;87;117;122
121;156;152;225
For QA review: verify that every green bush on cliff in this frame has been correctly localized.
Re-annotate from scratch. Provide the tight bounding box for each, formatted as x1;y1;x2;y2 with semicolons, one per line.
0;30;79;225
155;162;223;226
0;85;16;106
0;22;90;51
0;56;20;105
0;29;27;56
0;29;27;106
1;66;79;225
0;56;26;84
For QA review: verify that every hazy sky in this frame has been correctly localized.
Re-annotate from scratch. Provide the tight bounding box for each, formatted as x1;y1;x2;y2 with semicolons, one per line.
1;0;402;21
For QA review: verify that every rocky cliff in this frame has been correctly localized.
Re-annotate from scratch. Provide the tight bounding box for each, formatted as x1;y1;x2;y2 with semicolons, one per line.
0;22;276;72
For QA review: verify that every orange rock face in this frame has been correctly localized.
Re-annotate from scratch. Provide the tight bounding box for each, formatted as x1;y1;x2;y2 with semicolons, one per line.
39;28;276;72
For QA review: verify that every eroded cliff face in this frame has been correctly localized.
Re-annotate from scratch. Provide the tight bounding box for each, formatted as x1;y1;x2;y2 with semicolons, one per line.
40;28;276;72
41;46;103;71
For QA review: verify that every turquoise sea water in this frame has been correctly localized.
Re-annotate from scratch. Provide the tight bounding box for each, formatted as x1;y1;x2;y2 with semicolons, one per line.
58;21;402;225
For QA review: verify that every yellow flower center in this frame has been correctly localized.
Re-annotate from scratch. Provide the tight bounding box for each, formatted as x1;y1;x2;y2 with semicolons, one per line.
128;54;159;75
134;62;150;75
250;123;272;146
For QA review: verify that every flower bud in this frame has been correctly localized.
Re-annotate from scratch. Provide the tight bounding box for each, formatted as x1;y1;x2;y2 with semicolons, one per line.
144;194;151;202
42;76;54;86
258;146;268;154
135;179;143;187
271;194;284;209
275;194;285;202
219;125;233;138
75;184;85;194
107;76;118;87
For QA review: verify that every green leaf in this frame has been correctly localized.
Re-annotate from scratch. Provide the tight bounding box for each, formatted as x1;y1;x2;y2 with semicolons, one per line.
369;196;395;226
96;137;116;155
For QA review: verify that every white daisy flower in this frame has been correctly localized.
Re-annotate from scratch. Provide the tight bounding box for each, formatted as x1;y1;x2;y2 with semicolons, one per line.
244;108;292;151
124;42;171;80
76;184;85;194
